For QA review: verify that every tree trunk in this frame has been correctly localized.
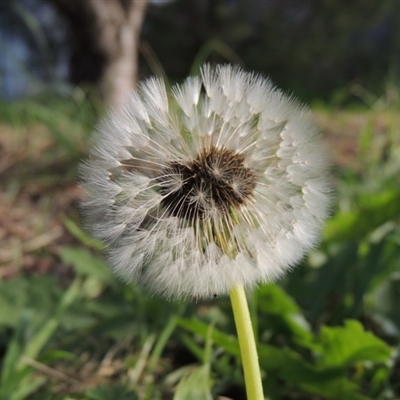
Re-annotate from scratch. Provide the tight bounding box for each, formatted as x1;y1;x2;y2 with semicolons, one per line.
88;0;148;110
46;0;148;110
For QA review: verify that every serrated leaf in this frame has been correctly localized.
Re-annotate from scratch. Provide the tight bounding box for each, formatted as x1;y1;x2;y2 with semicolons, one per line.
316;320;392;368
178;318;371;400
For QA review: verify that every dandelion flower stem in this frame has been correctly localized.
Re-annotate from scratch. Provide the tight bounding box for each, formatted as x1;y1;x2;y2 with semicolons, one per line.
230;285;264;400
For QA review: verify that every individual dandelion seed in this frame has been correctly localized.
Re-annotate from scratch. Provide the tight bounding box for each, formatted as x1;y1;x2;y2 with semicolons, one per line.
79;64;332;301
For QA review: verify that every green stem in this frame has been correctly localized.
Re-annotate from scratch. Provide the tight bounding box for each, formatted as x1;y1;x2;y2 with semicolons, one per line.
230;285;264;400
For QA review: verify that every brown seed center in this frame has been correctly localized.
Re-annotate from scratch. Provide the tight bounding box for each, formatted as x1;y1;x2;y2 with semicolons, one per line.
159;146;256;221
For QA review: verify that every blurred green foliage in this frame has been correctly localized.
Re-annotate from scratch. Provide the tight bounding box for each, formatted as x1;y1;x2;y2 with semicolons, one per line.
1;95;400;399
1;1;400;397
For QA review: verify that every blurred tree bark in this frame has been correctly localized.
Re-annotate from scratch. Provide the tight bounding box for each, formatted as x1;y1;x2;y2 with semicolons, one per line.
46;0;148;109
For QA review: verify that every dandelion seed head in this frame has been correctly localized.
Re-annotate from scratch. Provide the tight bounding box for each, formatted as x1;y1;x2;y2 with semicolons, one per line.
80;64;332;300
159;146;256;222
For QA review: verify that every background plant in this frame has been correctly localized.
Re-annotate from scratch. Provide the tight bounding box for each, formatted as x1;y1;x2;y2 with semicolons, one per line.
1;1;400;399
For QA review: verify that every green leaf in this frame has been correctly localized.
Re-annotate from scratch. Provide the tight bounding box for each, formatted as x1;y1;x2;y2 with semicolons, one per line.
6;376;46;400
257;342;369;399
59;247;114;285
257;284;300;314
324;189;400;243
62;217;104;250
22;279;81;364
0;276;62;328
178;318;369;399
180;332;205;362
178;318;240;357
370;273;400;335
256;284;314;347
147;314;181;374
173;365;213;400
0;322;27;391
84;385;139;400
0;313;47;400
0;279;81;400
285;241;359;321
316;320;392;368
351;238;399;317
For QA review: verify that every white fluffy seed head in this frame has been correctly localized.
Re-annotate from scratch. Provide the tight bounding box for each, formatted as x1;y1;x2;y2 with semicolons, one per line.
80;64;332;300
